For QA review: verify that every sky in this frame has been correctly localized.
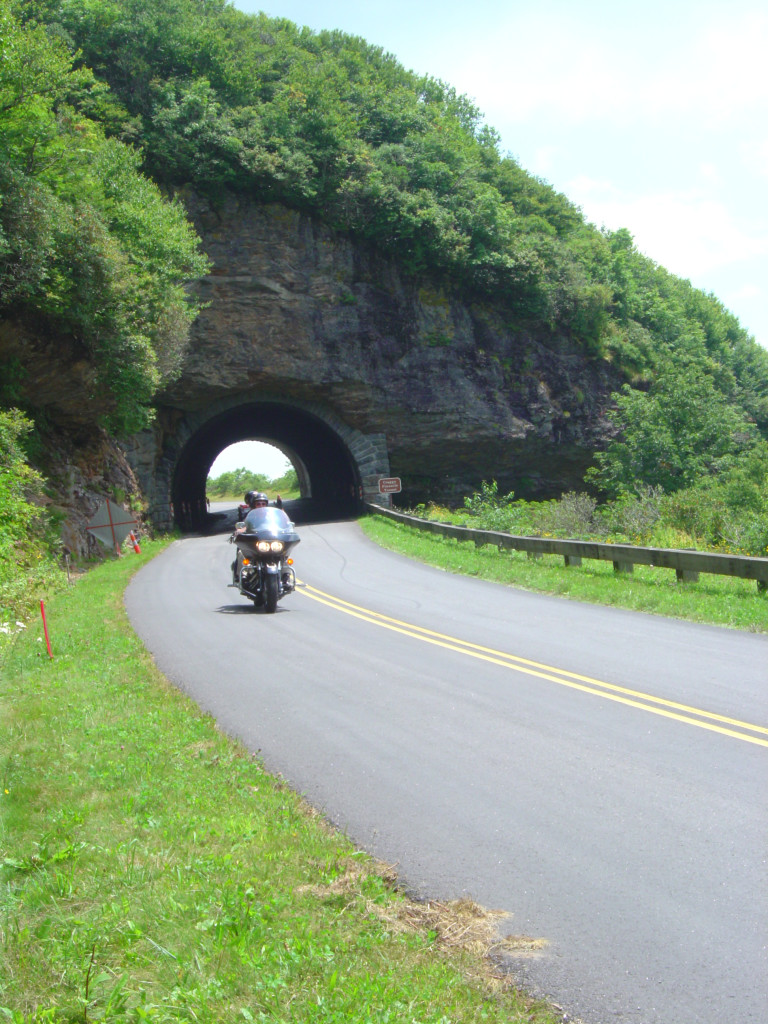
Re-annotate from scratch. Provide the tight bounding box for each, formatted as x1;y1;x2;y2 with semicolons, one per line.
208;440;291;478
214;0;767;478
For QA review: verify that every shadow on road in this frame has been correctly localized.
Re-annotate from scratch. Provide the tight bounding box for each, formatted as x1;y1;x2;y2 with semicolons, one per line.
192;498;360;536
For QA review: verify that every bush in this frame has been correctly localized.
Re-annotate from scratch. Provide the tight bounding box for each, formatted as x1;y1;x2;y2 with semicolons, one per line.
0;408;66;644
536;491;599;538
417;475;767;557
601;485;664;543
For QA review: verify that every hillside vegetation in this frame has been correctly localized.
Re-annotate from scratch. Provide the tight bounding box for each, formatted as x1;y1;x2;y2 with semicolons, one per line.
1;0;767;627
4;0;768;427
0;0;211;434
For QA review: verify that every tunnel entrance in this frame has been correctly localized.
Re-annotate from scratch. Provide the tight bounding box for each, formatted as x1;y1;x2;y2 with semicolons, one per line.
171;401;365;528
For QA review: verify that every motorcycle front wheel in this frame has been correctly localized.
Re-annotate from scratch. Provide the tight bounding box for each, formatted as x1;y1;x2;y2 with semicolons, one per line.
264;573;279;613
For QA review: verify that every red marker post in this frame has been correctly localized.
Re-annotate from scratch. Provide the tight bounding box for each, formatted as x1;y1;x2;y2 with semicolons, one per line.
40;600;53;659
129;531;141;554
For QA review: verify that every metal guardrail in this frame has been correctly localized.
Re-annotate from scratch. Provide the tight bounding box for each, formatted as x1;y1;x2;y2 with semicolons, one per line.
366;503;768;592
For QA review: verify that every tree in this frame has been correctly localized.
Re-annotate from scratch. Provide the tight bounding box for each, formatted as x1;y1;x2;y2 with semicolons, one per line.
588;363;758;496
0;0;210;432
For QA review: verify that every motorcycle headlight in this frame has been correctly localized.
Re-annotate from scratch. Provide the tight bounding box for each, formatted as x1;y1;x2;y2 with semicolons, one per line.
257;540;271;553
270;541;284;553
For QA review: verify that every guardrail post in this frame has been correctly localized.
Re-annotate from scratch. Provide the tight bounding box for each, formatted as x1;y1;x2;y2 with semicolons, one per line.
564;555;582;568
613;560;634;574
759;581;767;594
676;569;700;583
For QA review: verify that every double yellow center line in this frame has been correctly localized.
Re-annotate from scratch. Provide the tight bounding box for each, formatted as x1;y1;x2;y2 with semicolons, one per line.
298;583;768;748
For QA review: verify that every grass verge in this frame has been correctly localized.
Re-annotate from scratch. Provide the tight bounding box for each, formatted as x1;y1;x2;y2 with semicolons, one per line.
1;538;559;1023
359;515;768;633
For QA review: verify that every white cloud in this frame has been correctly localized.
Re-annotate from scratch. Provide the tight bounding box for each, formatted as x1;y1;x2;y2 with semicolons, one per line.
568;177;768;277
698;163;721;185
452;23;633;124
739;138;768;179
451;8;768;128
209;441;290;478
529;146;560;178
730;283;761;300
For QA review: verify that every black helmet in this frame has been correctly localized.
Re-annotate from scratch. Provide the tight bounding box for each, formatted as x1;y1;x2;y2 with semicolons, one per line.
244;490;255;504
249;491;268;508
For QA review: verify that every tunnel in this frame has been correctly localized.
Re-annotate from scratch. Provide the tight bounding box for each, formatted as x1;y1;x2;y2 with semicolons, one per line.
170;401;364;528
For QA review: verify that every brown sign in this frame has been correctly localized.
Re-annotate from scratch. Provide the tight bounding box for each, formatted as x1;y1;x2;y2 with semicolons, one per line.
378;477;402;494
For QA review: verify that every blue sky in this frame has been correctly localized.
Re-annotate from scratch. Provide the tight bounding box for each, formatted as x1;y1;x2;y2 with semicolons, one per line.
213;0;768;478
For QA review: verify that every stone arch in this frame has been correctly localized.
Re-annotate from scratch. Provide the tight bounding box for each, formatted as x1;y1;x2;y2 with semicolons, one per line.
128;394;391;529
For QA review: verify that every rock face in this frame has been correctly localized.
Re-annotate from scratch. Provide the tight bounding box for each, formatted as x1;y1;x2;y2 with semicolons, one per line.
141;192;621;517
2;192;624;541
0;318;144;558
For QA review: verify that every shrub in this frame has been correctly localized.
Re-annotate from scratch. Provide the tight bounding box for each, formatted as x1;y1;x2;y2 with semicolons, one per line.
536;491;600;538
601;485;664;543
0;408;66;642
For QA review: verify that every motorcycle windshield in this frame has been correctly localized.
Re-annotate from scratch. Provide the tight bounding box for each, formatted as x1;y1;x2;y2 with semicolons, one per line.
243;506;299;543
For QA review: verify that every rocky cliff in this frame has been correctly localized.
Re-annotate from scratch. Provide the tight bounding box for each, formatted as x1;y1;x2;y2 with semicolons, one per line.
157;192;621;507
0;317;144;558
2;193;623;543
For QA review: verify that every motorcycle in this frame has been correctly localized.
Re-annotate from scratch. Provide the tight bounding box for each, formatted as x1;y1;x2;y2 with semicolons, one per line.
229;505;300;612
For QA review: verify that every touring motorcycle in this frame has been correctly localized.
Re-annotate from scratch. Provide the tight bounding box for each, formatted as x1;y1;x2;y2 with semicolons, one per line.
229;506;300;612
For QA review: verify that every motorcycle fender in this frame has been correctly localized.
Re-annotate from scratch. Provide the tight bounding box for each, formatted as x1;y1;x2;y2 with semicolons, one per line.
263;563;280;576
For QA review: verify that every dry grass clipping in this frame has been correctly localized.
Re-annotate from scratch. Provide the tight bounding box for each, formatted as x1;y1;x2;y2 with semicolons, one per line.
299;857;548;993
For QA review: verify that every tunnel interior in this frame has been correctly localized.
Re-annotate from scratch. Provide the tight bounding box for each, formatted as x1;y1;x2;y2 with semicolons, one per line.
171;402;361;526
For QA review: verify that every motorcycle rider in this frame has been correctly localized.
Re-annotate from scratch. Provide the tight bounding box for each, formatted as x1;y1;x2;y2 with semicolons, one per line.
232;492;270;582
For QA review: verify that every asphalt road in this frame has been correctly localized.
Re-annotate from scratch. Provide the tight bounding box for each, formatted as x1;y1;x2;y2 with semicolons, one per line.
125;509;768;1024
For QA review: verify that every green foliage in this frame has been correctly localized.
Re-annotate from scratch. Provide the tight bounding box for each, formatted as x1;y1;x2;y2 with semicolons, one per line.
443;469;767;557
0;408;66;637
272;466;298;493
0;0;210;433
599;485;664;542
206;466;271;498
661;444;768;555
28;0;608;334
206;464;300;499
587;362;759;496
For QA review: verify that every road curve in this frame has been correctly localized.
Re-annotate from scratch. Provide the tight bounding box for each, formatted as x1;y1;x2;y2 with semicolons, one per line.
125;514;768;1024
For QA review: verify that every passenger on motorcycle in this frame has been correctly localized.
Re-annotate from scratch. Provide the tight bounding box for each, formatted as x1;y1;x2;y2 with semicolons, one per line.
238;490;268;521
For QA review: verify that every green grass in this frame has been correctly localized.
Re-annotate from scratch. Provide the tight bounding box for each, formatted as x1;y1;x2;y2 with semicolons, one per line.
0;539;559;1023
360;515;768;633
